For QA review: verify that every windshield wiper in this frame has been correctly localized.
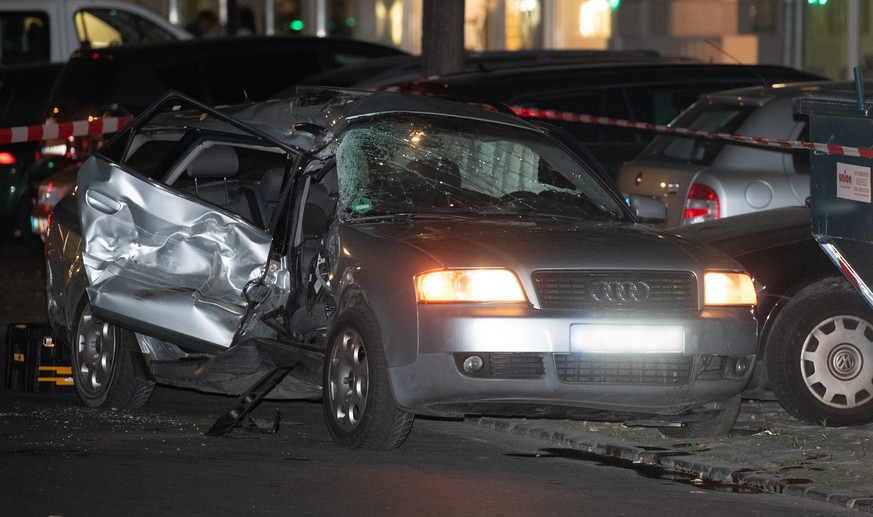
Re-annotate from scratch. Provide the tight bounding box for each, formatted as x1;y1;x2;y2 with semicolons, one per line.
476;206;592;221
345;211;477;223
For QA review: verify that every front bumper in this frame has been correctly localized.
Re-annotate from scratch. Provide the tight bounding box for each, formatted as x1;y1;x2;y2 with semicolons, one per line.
388;304;756;418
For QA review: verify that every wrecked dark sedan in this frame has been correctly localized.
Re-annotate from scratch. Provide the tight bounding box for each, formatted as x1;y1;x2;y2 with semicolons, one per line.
45;90;757;450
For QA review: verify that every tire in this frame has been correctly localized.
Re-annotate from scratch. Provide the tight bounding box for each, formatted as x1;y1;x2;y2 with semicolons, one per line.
322;305;414;450
72;299;155;409
659;394;742;439
767;277;873;426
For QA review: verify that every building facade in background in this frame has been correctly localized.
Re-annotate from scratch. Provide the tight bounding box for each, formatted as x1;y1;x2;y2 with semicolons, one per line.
136;0;868;80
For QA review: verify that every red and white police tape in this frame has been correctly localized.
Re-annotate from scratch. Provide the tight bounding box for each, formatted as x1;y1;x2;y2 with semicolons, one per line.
1;107;871;160
507;105;873;159
0;115;132;146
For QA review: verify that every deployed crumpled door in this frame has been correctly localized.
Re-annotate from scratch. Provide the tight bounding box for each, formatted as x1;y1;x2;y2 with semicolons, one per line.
78;155;274;351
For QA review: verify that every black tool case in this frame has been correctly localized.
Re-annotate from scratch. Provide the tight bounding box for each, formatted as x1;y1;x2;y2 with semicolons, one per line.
5;323;73;392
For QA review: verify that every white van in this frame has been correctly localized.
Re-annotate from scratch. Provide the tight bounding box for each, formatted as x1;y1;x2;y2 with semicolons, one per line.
0;0;190;66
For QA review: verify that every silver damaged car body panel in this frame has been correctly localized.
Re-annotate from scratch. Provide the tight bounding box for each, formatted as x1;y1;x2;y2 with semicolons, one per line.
78;157;274;350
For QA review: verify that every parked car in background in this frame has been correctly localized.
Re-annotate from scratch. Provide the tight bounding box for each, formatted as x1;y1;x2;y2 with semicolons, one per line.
388;62;824;181
28;36;407;237
674;206;873;426
0;62;63;242
0;0;190;66
46;90;757;449
297;48;675;90
617;81;853;228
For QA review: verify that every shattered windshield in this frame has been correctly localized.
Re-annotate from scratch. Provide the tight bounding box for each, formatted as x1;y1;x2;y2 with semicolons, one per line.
334;113;626;221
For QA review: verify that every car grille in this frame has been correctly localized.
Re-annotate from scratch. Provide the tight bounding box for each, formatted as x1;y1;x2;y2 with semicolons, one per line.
489;353;546;378
554;354;693;385
532;270;698;311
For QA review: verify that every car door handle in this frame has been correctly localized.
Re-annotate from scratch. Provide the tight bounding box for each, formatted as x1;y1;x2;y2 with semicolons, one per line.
85;189;123;214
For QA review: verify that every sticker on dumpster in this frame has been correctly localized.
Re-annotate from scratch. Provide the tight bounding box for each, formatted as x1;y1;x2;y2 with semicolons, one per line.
836;162;872;204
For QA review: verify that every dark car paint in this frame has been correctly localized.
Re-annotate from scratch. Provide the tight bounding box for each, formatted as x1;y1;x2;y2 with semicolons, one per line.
672;206;838;396
404;62;825;180
0;62;63;236
46;36;407;122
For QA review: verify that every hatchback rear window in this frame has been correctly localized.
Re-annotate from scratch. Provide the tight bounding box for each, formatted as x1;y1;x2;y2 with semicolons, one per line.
639;102;756;165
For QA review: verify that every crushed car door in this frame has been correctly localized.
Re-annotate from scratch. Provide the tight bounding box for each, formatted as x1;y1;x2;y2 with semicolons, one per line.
78;140;287;352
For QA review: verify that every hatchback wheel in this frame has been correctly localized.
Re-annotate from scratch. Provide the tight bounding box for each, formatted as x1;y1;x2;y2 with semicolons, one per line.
767;277;873;426
72;299;154;409
322;306;414;449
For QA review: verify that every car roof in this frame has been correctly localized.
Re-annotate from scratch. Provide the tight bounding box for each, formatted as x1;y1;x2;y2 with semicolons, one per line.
405;62;826;101
219;89;545;151
47;36;408;121
700;80;856;106
298;48;685;89
69;35;407;60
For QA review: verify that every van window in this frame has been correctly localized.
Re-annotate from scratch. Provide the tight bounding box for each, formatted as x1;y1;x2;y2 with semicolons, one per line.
0;11;50;65
75;8;177;48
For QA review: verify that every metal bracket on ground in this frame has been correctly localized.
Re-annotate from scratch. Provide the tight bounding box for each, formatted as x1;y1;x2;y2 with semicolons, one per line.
205;363;298;436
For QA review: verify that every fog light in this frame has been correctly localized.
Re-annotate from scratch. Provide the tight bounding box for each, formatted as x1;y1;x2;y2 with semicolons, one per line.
724;355;754;379
463;355;485;374
734;356;751;376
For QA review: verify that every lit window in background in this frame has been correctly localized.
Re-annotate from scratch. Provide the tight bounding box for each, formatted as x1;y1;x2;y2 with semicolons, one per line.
579;0;612;38
375;0;404;46
506;0;541;50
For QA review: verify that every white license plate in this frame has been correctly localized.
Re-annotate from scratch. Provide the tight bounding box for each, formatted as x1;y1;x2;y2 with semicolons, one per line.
570;324;685;354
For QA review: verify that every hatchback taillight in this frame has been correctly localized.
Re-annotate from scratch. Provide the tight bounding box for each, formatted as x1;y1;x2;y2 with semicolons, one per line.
683;183;719;225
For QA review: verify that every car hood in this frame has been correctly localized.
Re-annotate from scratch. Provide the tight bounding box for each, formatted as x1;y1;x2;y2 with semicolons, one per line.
345;217;738;273
671;206;812;257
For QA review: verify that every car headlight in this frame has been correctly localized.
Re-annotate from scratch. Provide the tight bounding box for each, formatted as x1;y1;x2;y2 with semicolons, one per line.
415;269;526;303
704;271;757;306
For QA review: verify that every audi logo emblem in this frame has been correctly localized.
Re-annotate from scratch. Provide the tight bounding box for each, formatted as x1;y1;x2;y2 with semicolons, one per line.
591;281;651;302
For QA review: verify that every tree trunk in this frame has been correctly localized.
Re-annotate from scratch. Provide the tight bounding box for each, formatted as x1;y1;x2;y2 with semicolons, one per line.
421;0;465;77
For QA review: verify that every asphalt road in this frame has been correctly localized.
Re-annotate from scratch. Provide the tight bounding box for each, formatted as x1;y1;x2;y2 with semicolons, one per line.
0;239;861;516
0;385;859;517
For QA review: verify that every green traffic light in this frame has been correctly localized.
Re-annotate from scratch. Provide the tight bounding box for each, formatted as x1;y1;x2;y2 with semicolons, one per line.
608;0;620;9
289;19;304;31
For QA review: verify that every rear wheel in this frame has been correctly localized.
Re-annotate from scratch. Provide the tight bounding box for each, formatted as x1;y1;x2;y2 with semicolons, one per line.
658;394;742;439
72;299;154;409
767;278;873;426
322;305;414;450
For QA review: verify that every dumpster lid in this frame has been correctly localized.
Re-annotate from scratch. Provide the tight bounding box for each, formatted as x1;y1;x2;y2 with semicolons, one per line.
796;91;873;118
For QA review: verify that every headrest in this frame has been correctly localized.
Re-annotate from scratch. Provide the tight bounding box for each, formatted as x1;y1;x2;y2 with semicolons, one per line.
259;167;285;203
187;145;239;179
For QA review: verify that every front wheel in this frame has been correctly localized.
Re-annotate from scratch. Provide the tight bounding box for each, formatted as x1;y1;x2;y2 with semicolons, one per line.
322;306;414;450
72;299;154;409
767;277;873;426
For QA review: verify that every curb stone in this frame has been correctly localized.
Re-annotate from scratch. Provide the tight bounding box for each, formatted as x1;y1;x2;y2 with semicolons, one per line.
468;406;873;513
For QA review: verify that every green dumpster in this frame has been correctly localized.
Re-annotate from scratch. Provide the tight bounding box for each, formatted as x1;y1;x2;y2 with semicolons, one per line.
797;92;873;308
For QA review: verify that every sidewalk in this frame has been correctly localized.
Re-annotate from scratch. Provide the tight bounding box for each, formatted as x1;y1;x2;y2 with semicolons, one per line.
471;400;873;513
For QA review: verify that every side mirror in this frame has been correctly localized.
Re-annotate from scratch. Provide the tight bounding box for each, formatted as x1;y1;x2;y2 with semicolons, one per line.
625;194;666;224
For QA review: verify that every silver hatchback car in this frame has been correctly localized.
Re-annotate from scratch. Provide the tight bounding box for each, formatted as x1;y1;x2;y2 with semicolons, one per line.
617;81;851;228
46;90;757;449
